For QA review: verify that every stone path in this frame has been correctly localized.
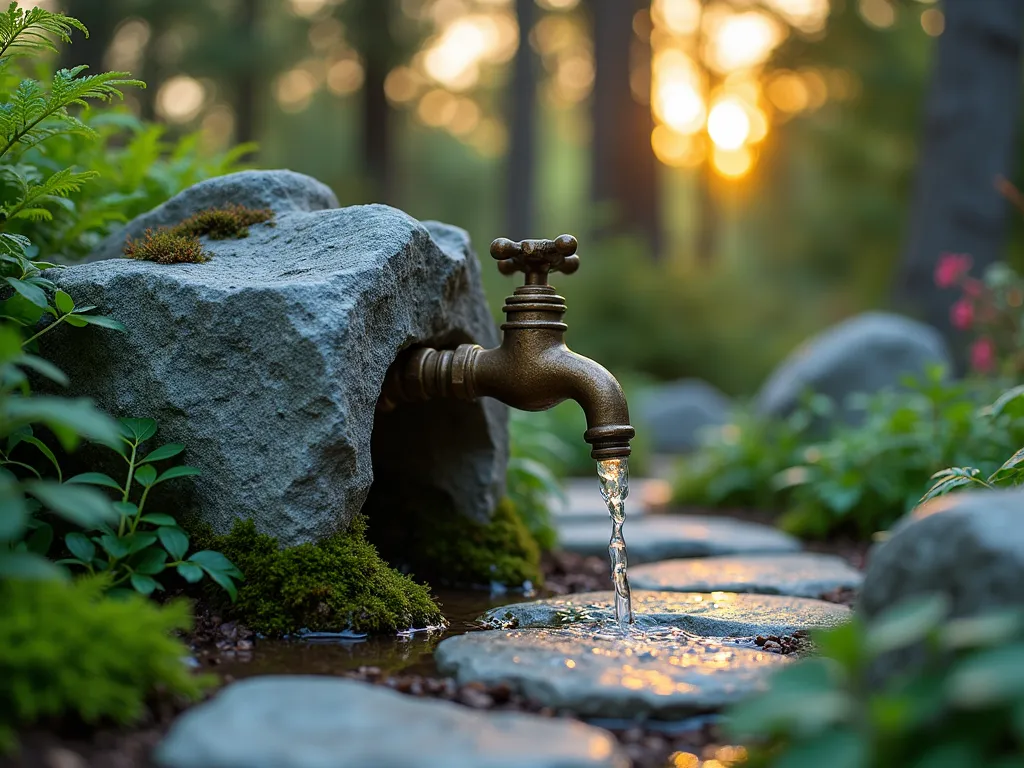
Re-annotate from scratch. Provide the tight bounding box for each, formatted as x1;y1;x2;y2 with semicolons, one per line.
629;553;863;598
554;477;671;520
479;590;851;637
556;514;800;564
435;627;789;719
155;676;627;768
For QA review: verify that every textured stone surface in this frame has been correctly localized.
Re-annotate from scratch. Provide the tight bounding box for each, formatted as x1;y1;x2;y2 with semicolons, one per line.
556;515;800;564
481;590;851;637
638;379;732;454
859;489;1024;620
436;627;789;719
154;676;627;768
630;553;863;598
45;170;507;546
755;311;951;427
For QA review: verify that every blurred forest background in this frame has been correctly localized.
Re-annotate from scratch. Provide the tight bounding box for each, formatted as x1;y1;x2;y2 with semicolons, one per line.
47;0;1024;395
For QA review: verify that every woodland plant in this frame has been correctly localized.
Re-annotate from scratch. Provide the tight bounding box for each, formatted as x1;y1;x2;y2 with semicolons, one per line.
729;595;1024;767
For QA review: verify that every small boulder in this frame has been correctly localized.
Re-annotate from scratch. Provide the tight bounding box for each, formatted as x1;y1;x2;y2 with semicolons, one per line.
859;489;1024;620
44;170;507;546
638;378;732;454
755;311;951;427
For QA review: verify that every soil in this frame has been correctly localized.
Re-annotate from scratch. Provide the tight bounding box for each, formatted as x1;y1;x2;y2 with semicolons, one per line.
3;506;865;768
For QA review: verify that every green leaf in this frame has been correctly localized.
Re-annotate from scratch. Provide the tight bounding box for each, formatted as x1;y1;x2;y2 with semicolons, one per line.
866;594;949;656
138;443;185;463
0;477;28;542
204;568;238;601
72;314;126;332
53;289;74;314
98;533;129;559
112;501;137;518
188;549;243;578
995;446;1024;475
65;531;95;563
158;526;189;561
5;276;47;307
982;385;1024;419
25;480;116;529
177;562;204;583
66;472;122;491
119;417;157;442
25;521;52;555
133;464;157;487
155;465;201;484
6;396;122;449
0;551;66;580
63;314;88;327
132;547;168;575
125;531;157;554
16;354;68;386
139;513;178;526
946;644;1024;708
129;573;161;595
16;435;63;480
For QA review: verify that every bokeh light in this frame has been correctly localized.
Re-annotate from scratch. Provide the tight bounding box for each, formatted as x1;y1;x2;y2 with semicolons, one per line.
156;75;206;123
707;98;750;150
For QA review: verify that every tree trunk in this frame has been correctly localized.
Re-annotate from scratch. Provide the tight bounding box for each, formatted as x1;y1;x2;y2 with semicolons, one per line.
361;2;393;204
58;0;119;73
590;0;660;254
234;0;259;146
505;0;538;239
895;0;1024;351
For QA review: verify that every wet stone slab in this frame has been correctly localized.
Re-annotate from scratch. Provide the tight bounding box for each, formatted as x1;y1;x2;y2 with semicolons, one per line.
435;626;790;719
480;590;851;638
556;515;800;564
629;553;863;599
154;676;627;768
555;478;666;520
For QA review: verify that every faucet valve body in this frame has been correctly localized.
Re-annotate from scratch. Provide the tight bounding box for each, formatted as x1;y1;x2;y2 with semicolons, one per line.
378;235;634;460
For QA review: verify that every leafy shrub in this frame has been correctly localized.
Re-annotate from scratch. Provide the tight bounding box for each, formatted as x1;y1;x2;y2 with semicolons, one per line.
673;369;1024;538
729;595;1024;767
59;417;242;599
0;575;208;753
193;516;443;637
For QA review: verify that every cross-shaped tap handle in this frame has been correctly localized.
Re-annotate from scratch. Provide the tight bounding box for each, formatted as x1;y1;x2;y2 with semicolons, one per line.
490;235;580;283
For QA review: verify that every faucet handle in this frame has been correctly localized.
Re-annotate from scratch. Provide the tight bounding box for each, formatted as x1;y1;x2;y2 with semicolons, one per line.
490;235;580;282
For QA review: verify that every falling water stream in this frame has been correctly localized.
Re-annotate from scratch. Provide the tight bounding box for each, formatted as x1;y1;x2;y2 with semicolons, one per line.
597;457;633;628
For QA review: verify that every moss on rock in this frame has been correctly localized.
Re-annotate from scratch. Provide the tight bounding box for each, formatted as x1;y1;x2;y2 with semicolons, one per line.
373;498;542;589
194;515;443;637
123;203;275;263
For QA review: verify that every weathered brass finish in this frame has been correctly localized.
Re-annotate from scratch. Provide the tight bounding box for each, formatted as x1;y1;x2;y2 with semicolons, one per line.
378;235;634;460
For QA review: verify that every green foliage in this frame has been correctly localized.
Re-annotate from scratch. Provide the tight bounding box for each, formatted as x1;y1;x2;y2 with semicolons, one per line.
59;417;242;599
921;386;1024;503
123;203;275;264
729;595;1024;767
123;229;208;264
0;575;208;753
674;370;1024;538
506;409;567;551
193;516;443;637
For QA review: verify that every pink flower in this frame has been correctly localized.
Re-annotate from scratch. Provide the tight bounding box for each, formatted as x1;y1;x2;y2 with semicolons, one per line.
962;278;983;298
951;298;974;330
971;337;996;373
935;253;973;288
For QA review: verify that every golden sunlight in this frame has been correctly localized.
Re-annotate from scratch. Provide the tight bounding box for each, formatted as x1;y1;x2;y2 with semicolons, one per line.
707;98;750;150
706;10;785;73
711;145;754;178
156;75;206;123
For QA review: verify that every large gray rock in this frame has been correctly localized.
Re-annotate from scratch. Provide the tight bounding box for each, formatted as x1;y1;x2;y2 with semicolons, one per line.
638;379;732;454
481;590;851;637
45;170;507;546
436;627;790;719
630;553;863;599
154;676;627;768
556;514;801;564
755;311;951;426
859;489;1024;620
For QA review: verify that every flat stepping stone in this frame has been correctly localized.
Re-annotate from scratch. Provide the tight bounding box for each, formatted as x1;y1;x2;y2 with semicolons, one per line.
556;515;800;564
481;590;850;637
154;676;625;768
435;627;790;719
629;553;863;598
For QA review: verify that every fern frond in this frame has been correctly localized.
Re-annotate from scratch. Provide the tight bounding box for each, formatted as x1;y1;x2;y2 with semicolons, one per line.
3;166;95;221
0;68;143;160
0;3;87;64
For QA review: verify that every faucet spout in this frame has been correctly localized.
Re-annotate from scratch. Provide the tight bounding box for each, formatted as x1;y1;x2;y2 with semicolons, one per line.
377;235;635;460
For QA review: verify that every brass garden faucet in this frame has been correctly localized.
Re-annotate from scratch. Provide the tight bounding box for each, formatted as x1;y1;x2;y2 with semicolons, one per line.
378;235;634;460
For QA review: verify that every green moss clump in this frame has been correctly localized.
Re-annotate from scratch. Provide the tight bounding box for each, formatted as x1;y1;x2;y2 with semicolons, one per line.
380;498;542;588
195;516;444;637
123;228;208;264
123;203;275;262
175;203;274;240
0;576;208;753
